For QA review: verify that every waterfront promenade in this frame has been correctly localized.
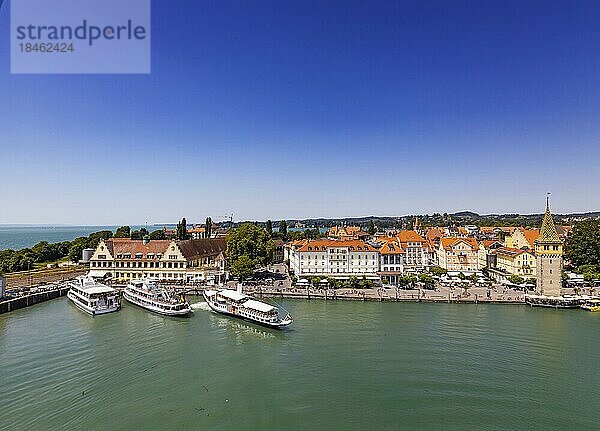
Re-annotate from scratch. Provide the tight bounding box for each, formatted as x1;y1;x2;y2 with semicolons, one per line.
238;285;526;304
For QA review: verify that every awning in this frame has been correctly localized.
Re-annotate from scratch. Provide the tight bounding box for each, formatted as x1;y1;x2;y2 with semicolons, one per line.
87;270;112;278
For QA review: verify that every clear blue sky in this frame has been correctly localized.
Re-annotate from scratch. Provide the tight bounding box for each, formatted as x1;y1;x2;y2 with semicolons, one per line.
1;0;599;224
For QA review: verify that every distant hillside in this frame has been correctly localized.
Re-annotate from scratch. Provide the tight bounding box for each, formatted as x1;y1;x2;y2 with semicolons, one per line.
238;210;600;230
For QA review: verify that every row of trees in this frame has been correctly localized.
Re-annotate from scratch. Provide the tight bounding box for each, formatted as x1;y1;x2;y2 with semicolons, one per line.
0;230;113;274
0;223;169;274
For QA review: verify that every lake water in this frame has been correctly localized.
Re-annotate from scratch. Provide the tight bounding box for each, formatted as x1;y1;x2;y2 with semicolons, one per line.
0;299;598;430
0;226;148;250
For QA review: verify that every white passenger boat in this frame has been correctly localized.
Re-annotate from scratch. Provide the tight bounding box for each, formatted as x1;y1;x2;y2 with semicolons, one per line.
67;276;121;316
203;285;293;329
123;279;192;316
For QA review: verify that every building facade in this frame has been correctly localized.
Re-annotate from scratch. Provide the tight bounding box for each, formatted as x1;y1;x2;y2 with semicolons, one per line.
437;237;479;273
378;239;404;285
505;228;540;250
89;238;227;284
288;239;379;280
397;230;432;272
488;247;536;283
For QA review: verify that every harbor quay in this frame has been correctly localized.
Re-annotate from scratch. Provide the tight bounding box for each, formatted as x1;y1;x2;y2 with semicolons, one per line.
0;283;70;314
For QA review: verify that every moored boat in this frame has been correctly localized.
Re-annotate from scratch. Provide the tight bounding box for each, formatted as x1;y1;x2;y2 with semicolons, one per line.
525;294;589;309
203;285;292;329
67;276;121;316
123;279;192;316
580;298;600;312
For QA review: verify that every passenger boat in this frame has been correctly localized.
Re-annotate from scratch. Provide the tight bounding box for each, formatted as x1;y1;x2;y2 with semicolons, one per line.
203;285;293;329
580;298;600;312
123;279;192;316
67;276;121;316
525;294;588;309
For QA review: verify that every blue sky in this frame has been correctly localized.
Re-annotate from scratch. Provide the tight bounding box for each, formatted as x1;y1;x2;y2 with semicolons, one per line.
1;0;599;224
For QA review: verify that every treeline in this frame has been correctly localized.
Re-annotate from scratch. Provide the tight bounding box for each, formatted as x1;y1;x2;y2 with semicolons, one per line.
565;219;600;282
0;225;166;274
0;230;113;274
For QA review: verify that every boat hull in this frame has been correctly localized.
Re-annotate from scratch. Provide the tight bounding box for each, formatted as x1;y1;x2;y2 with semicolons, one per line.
67;291;120;316
123;290;192;317
203;291;292;329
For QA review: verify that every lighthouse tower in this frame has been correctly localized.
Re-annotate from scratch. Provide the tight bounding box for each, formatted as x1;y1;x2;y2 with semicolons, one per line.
534;197;563;297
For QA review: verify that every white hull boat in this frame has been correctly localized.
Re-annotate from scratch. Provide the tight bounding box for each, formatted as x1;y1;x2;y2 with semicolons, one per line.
203;286;292;329
67;276;120;316
124;279;191;316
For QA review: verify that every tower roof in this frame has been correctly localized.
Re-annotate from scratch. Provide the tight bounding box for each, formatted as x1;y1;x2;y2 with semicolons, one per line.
537;199;561;243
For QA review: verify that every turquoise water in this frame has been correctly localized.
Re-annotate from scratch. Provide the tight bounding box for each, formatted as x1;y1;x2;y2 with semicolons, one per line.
0;299;599;430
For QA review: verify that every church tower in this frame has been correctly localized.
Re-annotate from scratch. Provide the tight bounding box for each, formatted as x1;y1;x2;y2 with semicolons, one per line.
534;197;563;297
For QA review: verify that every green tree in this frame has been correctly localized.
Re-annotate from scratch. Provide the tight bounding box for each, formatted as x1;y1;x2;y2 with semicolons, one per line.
130;228;149;240
565;219;600;269
114;226;131;238
66;236;90;263
508;275;525;285
429;266;447;276
418;273;435;288
467;273;479;283
230;255;254;279
176;218;189;240
359;276;373;289
265;220;273;237
458;272;466;280
205;217;213;238
367;220;376;235
149;229;166;240
279;220;288;241
87;230;113;248
227;223;274;277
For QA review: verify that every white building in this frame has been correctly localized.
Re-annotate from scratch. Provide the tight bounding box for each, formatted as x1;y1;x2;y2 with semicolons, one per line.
378;239;404;285
288;239;379;280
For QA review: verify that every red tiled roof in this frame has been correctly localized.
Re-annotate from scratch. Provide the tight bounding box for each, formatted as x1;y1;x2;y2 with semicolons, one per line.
495;246;534;258
176;239;227;260
105;238;170;257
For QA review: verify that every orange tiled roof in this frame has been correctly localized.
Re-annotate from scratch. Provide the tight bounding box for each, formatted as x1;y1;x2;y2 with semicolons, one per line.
440;237;479;251
397;230;426;243
379;241;404;255
481;239;503;249
426;228;443;241
519;228;540;246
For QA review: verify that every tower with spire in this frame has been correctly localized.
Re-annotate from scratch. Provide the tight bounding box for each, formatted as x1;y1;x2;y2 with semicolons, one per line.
534;196;563;297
